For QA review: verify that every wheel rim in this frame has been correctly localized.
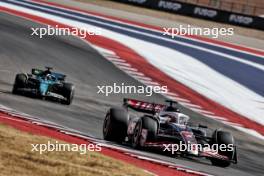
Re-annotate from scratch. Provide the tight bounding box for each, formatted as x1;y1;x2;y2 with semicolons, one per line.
70;88;74;101
132;121;142;147
103;114;111;138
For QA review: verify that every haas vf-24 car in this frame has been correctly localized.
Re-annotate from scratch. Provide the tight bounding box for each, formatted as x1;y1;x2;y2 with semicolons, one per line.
103;98;237;167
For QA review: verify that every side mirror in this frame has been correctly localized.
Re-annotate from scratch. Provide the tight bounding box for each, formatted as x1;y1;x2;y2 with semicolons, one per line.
198;124;208;128
32;68;41;75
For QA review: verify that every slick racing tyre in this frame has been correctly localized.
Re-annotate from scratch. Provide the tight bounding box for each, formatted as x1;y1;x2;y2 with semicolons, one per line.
103;108;128;142
12;74;27;94
62;83;74;105
132;116;158;149
210;130;236;167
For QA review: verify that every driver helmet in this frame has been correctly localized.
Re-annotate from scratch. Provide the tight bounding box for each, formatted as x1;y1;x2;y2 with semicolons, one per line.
44;70;51;75
159;111;178;123
46;74;52;80
164;106;180;112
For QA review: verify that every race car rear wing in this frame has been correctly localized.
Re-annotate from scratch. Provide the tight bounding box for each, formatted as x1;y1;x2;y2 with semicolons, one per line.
123;98;165;114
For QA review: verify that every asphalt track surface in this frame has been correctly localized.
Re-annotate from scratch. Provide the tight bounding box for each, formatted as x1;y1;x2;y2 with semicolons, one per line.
0;13;263;176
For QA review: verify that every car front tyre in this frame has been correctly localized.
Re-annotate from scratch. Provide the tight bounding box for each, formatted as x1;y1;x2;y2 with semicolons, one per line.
12;74;27;94
62;83;74;105
103;108;128;143
210;130;236;167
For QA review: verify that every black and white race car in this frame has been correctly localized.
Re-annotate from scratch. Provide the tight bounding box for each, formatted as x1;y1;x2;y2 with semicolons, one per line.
103;98;238;167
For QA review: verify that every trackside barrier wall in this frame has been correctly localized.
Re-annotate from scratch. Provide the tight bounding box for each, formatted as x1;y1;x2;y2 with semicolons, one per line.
112;0;264;30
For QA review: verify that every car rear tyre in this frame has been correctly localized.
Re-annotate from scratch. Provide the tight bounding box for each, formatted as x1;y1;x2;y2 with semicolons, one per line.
132;116;158;148
103;108;128;143
210;130;236;167
62;83;74;105
12;74;27;94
